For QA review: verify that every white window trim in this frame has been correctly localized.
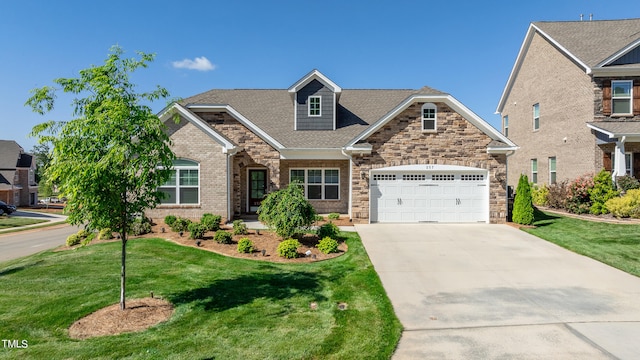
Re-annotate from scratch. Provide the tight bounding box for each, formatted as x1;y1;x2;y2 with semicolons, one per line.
421;103;437;132
549;157;556;185
290;168;340;200
531;159;538;184
626;152;633;176
159;160;200;205
612;80;633;115
308;96;321;117
533;103;540;131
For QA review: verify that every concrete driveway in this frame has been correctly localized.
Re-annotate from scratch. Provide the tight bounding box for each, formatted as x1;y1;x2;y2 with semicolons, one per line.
355;224;640;359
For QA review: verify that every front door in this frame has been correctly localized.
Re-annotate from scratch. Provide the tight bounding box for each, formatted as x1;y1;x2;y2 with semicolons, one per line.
248;169;267;213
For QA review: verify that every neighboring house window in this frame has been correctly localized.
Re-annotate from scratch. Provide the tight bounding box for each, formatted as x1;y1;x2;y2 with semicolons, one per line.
158;159;199;204
290;168;339;200
533;103;540;130
422;103;437;131
549;157;556;185
503;115;509;137
612;80;632;115
531;159;538;183
308;96;321;116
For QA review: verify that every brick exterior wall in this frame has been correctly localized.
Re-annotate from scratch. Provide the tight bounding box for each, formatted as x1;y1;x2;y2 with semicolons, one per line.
351;102;508;224
146;117;229;222
280;159;350;214
500;32;597;187
197;112;281;216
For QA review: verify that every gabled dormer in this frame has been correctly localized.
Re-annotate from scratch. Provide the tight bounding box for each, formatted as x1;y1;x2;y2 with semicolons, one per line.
288;69;342;131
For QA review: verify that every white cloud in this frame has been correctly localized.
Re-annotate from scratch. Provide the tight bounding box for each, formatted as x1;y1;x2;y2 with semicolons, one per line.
172;56;216;71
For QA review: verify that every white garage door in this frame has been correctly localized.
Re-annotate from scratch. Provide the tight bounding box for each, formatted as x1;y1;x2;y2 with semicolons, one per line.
370;165;489;223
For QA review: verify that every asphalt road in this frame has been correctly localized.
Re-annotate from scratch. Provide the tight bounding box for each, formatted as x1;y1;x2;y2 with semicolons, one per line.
0;224;79;262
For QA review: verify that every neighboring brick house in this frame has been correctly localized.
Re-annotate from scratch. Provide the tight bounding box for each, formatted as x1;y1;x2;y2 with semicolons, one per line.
0;140;38;206
147;70;516;224
497;18;640;188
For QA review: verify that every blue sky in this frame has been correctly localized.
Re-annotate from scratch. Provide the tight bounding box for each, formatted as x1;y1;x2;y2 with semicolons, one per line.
2;0;640;152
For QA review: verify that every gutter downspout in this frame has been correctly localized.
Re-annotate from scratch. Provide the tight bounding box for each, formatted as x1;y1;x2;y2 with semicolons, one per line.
341;148;354;220
505;150;516;222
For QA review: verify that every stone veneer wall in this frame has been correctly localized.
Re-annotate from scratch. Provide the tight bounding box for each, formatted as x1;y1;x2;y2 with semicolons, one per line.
146;117;228;222
280;159;350;214
197;112;281;216
350;102;508;224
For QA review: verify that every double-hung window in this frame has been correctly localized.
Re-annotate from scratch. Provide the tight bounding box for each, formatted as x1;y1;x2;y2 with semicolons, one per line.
290;169;339;200
549;157;556;184
531;159;538;184
533;103;540;130
308;96;321;116
612;80;632;115
421;103;437;131
159;159;199;204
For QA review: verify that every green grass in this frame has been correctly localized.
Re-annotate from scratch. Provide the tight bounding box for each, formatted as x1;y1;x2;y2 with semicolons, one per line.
523;210;640;277
0;232;401;359
0;217;47;229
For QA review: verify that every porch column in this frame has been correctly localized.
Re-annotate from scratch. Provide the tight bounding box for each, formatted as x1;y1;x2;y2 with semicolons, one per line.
613;139;626;178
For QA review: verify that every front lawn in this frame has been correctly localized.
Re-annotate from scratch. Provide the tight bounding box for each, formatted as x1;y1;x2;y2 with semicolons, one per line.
523;210;640;277
0;233;401;359
0;217;47;230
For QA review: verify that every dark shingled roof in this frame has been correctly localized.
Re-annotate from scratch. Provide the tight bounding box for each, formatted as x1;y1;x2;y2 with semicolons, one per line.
534;19;640;67
183;87;446;148
588;121;640;135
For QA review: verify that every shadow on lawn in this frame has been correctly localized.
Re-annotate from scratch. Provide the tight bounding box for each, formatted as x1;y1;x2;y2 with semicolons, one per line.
169;270;328;311
0;260;44;277
532;208;561;227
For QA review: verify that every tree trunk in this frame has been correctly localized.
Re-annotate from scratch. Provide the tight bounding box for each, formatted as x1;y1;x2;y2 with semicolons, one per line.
120;234;127;310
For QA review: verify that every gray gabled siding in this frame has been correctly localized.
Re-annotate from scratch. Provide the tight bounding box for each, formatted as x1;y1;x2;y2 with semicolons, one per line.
611;46;640;66
296;79;334;130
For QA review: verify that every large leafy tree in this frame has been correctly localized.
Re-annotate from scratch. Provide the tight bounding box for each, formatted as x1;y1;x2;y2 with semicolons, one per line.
26;46;175;310
30;142;54;197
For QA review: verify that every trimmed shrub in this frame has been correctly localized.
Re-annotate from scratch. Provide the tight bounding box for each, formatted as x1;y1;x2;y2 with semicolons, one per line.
98;228;113;240
605;189;640;218
66;233;81;247
164;215;177;227
566;174;594;214
214;230;233;244
512;174;534;225
546;180;568;209
616;175;640;193
328;213;340;220
81;232;96;246
317;222;340;239
317;236;339;254
258;181;316;239
589;169;618;215
237;237;255;253
170;217;191;233
233;219;248;235
67;229;94;246
277;239;300;259
314;215;324;222
188;222;206;239
130;216;152;236
531;184;549;206
201;213;221;232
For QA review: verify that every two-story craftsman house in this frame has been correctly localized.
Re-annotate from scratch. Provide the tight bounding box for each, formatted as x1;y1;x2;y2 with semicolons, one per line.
497;18;640;187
